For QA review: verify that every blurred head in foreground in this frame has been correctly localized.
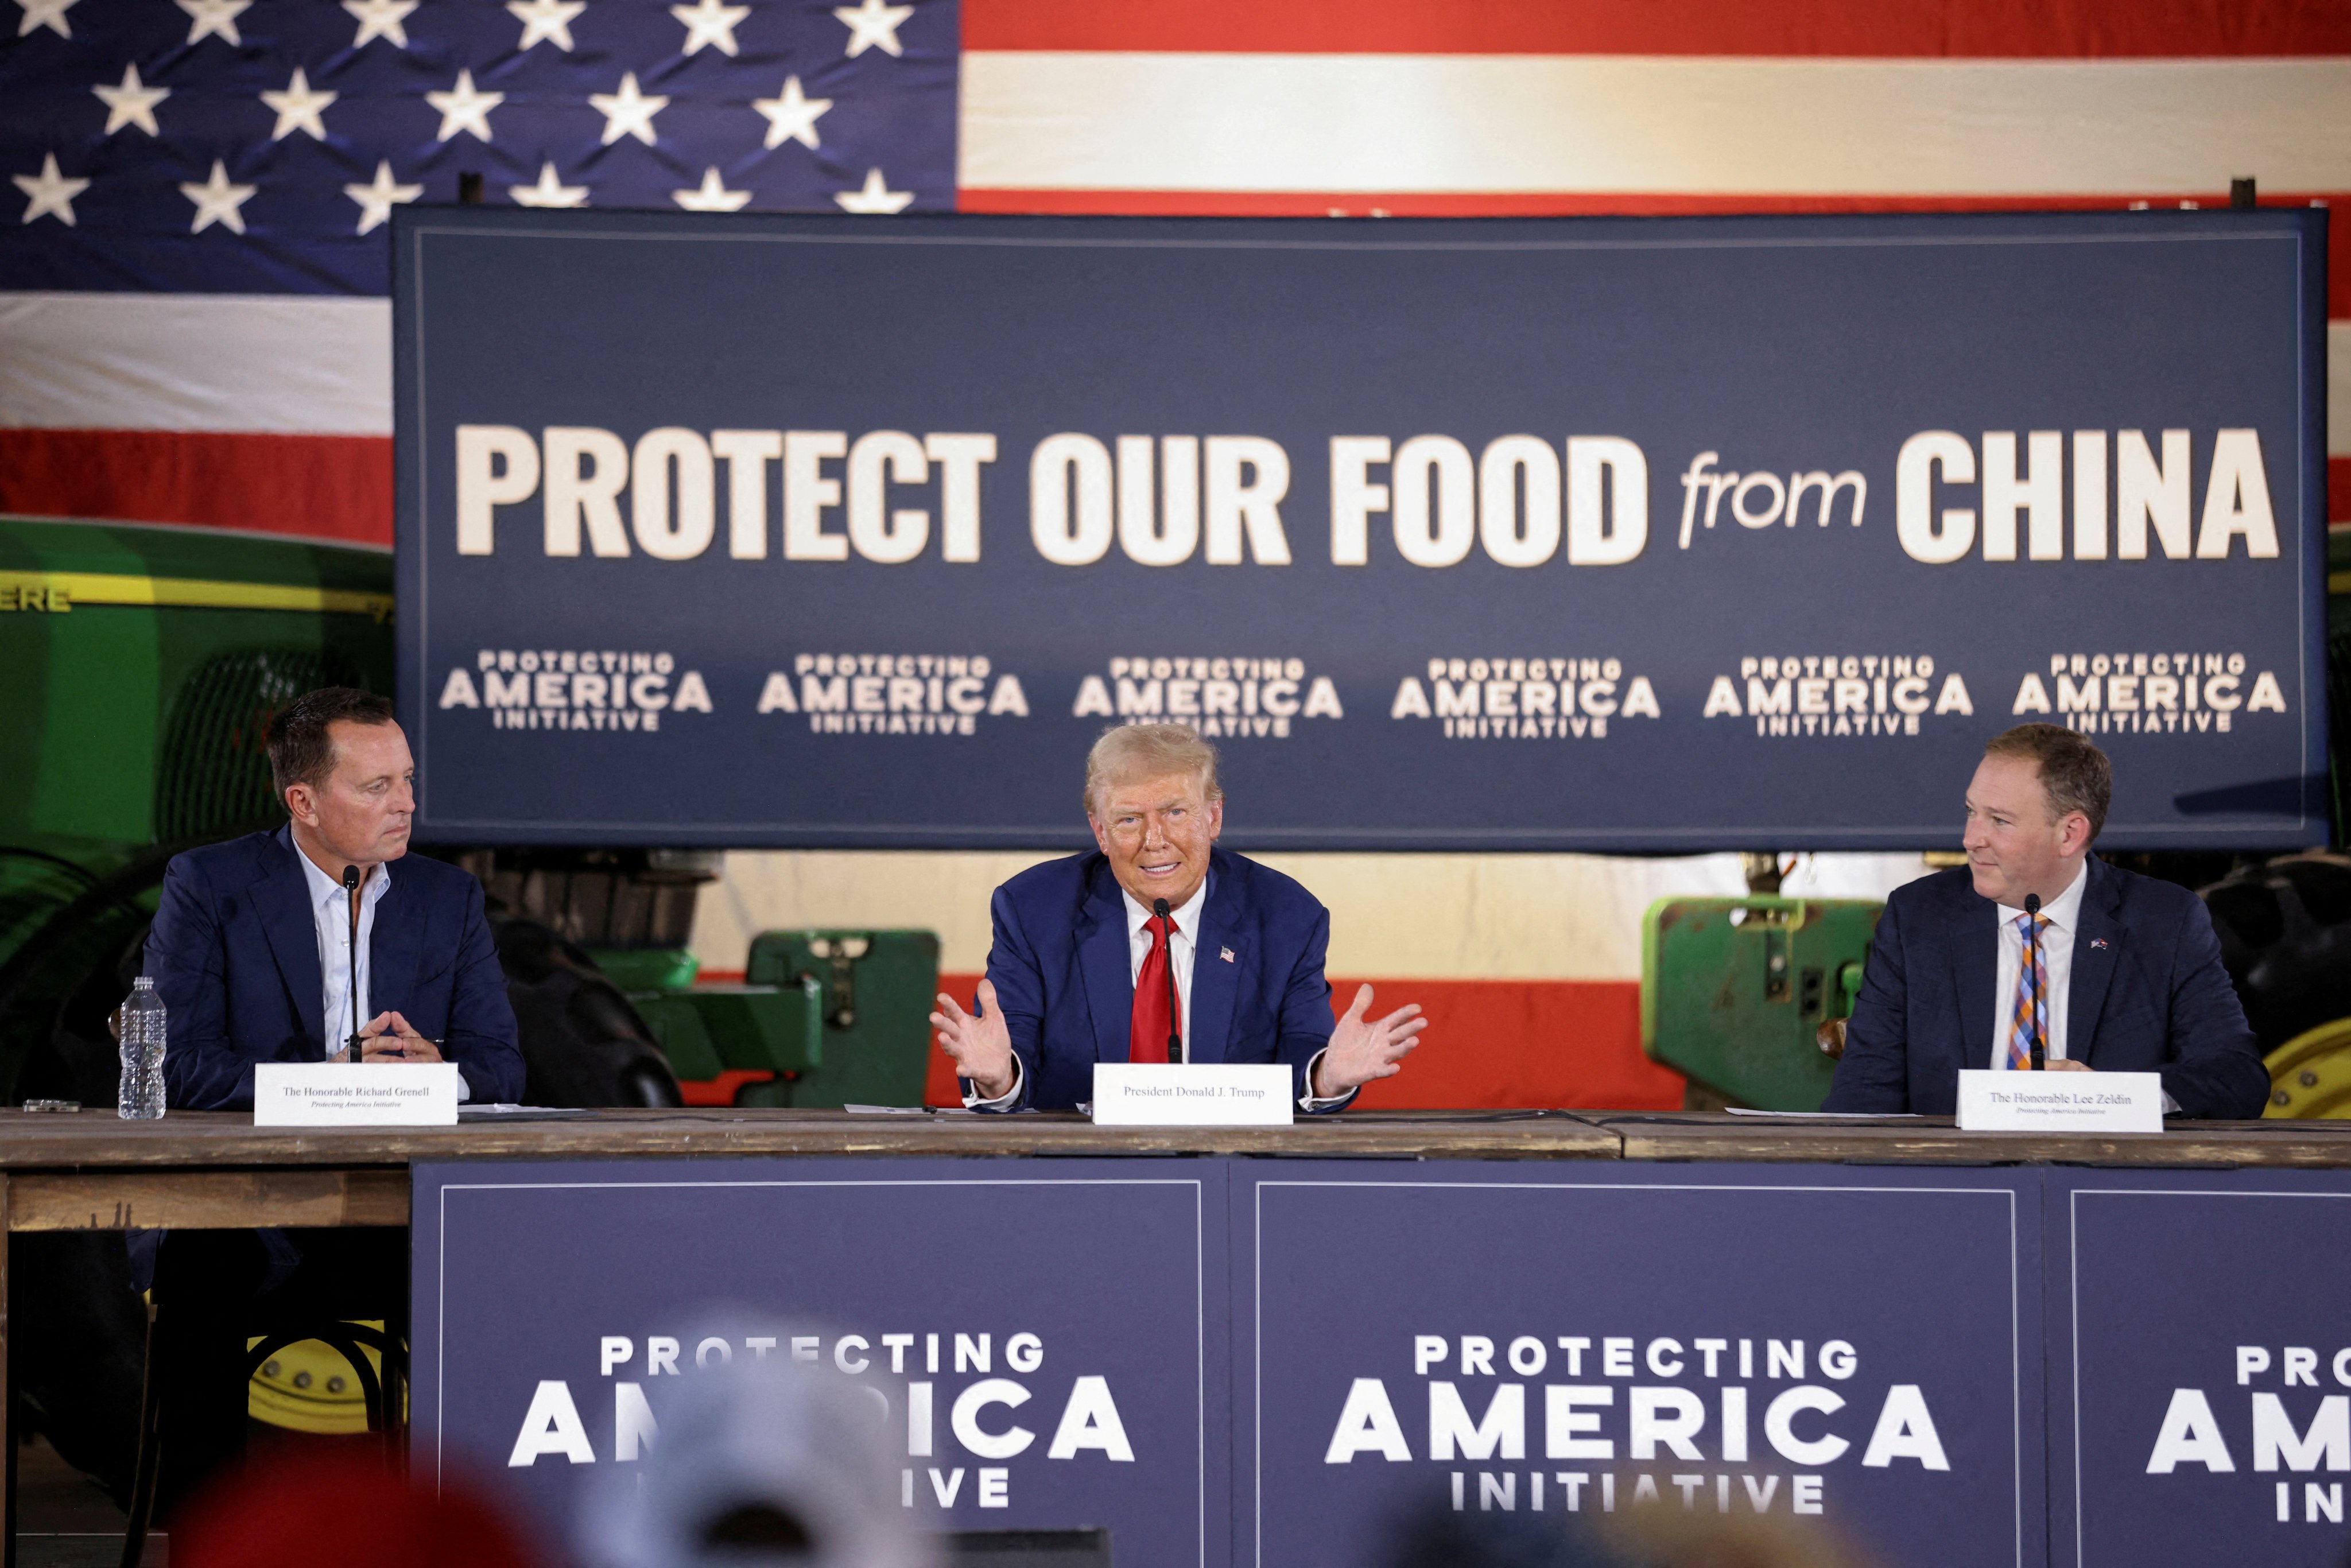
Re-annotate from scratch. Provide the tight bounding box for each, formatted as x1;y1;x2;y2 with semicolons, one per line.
580;1317;933;1568
174;1450;542;1568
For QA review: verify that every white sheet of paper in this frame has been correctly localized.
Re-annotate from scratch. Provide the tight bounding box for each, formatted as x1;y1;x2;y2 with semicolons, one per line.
1091;1062;1294;1127
254;1061;460;1126
1955;1068;2164;1134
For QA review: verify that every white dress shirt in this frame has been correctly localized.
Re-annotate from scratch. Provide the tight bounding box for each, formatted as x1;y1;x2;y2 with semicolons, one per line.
298;849;389;1059
296;849;471;1100
964;874;1349;1111
1988;858;2087;1069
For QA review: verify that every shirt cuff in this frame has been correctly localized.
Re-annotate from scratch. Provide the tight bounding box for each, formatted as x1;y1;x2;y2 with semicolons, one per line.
1298;1047;1356;1113
962;1055;1023;1111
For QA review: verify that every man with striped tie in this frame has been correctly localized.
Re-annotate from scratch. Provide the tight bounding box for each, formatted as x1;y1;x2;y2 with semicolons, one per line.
931;723;1425;1112
1824;724;2267;1119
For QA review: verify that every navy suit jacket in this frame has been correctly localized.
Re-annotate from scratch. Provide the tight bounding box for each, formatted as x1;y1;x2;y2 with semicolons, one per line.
145;827;525;1111
976;847;1346;1112
1822;858;2267;1119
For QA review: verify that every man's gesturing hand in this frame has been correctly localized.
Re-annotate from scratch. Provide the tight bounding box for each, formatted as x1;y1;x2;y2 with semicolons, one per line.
931;980;1015;1101
1312;985;1426;1100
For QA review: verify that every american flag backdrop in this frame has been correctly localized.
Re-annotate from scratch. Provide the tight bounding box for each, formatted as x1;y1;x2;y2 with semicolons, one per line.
2;0;2347;548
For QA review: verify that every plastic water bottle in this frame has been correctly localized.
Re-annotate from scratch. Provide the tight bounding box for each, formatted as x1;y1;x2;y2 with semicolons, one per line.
119;976;167;1120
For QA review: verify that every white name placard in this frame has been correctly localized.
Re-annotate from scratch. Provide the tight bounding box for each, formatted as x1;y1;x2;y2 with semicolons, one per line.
254;1062;460;1126
1956;1069;2164;1134
1091;1063;1294;1127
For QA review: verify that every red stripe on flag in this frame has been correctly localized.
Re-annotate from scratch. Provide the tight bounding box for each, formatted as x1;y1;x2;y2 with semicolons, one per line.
2333;457;2351;522
0;429;392;548
964;0;2351;58
924;973;1685;1111
960;189;2350;317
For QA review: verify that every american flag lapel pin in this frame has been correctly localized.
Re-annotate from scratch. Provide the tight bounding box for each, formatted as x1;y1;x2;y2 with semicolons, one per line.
1220;946;1235;963
2090;938;2110;950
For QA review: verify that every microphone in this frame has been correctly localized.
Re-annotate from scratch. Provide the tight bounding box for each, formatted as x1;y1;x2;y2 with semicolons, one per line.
342;864;364;1064
2023;892;2046;1071
1153;898;1182;1065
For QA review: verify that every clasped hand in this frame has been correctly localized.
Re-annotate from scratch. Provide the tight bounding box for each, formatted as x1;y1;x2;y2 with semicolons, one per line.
348;1010;444;1064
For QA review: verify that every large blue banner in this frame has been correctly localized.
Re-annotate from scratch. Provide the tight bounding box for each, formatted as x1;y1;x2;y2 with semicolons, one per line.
393;208;2329;849
2049;1169;2351;1568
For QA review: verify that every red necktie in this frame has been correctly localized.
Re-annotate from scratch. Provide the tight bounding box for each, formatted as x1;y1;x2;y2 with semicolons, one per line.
1130;914;1180;1063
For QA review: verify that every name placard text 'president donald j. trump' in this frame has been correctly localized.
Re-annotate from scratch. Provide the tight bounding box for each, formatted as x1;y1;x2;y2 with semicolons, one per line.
931;724;1425;1113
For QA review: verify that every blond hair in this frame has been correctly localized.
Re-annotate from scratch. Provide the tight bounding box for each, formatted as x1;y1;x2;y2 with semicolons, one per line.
1083;724;1222;816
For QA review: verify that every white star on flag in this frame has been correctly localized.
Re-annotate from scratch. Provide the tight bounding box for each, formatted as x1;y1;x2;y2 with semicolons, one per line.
180;160;255;234
507;0;583;51
754;75;829;150
261;67;337;141
426;69;503;142
15;0;76;40
833;167;910;214
176;0;249;46
343;160;420;235
833;0;910;57
589;72;666;146
93;64;169;137
343;0;415;47
14;153;88;226
837;0;907;57
510;162;587;208
672;167;750;212
670;0;747;56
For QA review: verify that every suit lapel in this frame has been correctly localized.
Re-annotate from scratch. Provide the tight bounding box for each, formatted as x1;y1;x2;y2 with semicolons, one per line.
367;867;422;1025
1954;887;1998;1076
254;828;327;1049
1076;867;1135;1064
2069;860;2123;1066
1188;860;1240;1064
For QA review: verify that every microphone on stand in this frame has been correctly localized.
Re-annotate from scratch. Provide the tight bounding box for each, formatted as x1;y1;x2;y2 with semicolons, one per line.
342;864;364;1064
2023;892;2046;1071
1153;898;1182;1064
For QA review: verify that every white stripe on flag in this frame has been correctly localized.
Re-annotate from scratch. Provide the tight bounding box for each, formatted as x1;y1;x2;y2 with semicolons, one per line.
2333;321;2351;457
0;292;391;436
962;53;2351;196
4;285;2344;454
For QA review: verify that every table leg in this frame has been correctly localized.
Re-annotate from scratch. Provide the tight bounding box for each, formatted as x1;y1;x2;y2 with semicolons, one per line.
3;1169;15;1568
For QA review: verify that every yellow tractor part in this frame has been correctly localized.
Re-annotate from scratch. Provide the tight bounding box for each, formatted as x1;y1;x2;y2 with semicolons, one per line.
245;1322;403;1435
2263;1018;2351;1119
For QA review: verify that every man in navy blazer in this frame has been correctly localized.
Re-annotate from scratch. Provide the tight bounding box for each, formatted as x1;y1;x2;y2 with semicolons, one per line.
146;687;523;1109
142;687;522;1512
1824;724;2265;1119
931;724;1425;1112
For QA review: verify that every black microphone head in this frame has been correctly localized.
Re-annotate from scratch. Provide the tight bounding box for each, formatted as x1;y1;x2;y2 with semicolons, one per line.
341;864;361;891
1153;898;1170;918
2023;893;2041;914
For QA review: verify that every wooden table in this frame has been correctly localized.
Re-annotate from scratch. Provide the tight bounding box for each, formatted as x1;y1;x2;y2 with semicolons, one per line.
7;1107;2349;1550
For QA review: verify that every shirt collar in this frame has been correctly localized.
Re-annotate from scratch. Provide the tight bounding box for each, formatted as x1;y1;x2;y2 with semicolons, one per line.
295;844;391;911
1997;857;2088;932
1123;875;1207;944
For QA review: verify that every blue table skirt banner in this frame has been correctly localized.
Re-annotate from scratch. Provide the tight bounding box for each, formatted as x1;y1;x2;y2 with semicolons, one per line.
2046;1167;2351;1568
1235;1163;2044;1568
392;207;2330;851
410;1158;1232;1568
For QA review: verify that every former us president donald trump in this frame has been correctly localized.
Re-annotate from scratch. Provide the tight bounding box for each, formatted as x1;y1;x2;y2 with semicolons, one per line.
932;723;1425;1111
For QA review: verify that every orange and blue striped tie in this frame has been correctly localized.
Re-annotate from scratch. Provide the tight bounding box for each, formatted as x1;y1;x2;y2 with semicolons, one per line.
2005;912;2048;1070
